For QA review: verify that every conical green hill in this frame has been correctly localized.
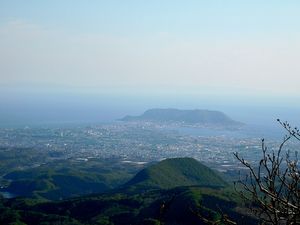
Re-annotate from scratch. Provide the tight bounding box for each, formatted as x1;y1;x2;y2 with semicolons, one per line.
125;157;227;190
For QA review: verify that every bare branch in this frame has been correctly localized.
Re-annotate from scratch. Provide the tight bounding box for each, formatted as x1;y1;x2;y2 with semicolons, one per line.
234;120;300;225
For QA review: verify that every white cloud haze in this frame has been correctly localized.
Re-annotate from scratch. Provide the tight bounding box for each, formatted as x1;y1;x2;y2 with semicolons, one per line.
1;19;300;97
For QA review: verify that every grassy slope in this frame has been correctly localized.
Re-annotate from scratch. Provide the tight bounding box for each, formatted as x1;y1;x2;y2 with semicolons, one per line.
3;158;143;200
0;158;257;224
3;157;226;200
125;158;227;190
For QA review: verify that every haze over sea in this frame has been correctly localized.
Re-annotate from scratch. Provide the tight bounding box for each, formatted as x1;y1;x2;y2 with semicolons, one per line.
1;87;299;141
1;1;300;137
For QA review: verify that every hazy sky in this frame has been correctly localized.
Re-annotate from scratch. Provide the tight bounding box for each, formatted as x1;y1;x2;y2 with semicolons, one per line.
1;1;300;98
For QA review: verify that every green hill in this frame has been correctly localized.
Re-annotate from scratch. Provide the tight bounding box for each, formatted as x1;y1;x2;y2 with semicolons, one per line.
124;158;227;190
0;158;258;225
121;108;242;126
2;158;143;200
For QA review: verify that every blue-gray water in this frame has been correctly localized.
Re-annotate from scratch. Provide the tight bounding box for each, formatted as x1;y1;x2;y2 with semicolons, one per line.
170;124;285;140
0;90;299;128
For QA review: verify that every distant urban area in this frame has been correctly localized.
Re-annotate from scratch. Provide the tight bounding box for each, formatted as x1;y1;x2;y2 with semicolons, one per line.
0;121;295;177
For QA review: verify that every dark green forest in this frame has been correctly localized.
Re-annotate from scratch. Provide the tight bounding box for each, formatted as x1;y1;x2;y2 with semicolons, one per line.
0;157;257;225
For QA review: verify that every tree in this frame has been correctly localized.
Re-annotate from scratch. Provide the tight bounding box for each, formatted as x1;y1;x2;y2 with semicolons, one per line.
234;120;300;225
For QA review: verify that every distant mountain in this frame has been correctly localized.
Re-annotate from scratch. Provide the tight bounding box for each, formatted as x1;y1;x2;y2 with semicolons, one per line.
120;108;242;126
124;158;227;190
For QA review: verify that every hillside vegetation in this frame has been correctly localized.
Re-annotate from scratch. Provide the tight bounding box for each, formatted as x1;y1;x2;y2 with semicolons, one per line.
0;157;257;224
125;158;227;191
2;158;143;200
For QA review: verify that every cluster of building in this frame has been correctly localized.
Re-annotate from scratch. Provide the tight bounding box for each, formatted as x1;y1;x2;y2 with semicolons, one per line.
0;122;295;173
